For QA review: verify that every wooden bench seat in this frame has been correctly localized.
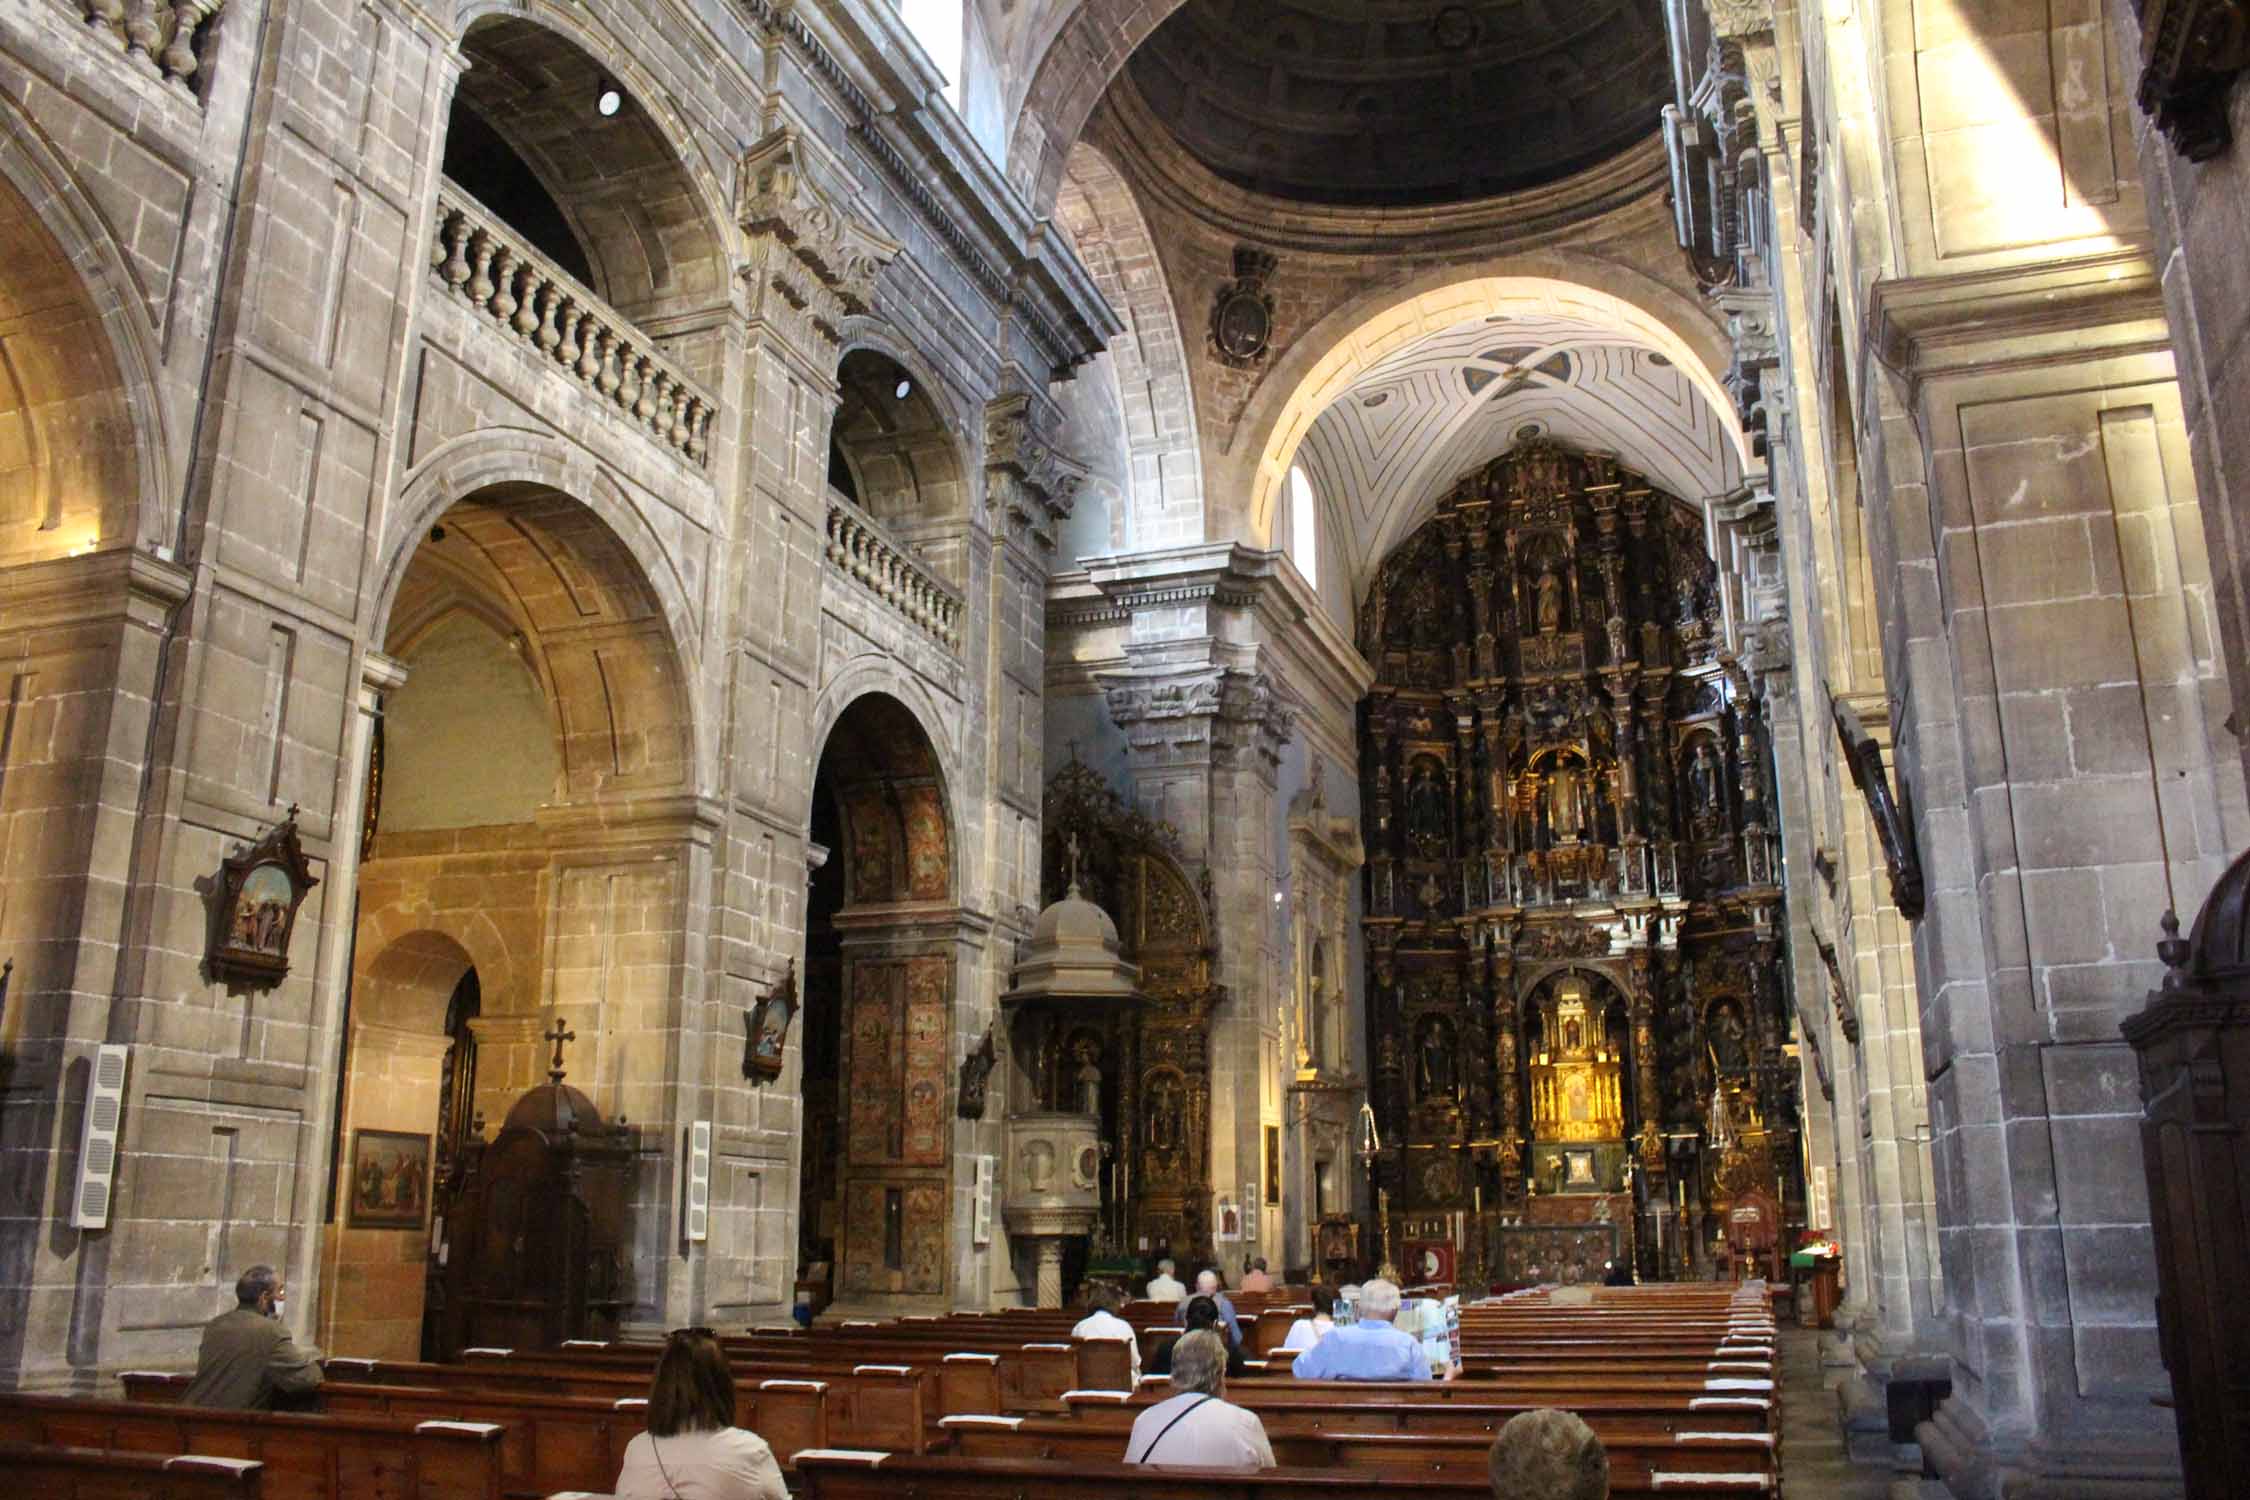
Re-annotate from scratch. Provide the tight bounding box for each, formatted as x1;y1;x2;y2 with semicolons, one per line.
1069;1387;1774;1436
0;1393;504;1500
794;1451;1770;1499
0;1441;265;1499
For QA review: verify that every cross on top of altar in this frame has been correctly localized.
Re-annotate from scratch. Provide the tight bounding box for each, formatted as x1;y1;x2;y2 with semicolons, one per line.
545;1015;577;1085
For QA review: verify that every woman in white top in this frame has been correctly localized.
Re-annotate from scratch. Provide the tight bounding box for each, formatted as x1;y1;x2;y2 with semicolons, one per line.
614;1328;787;1500
1280;1284;1337;1352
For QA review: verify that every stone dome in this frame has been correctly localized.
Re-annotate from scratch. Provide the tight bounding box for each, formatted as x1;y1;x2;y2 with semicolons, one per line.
2180;845;2250;984
1004;876;1141;1006
504;1080;603;1136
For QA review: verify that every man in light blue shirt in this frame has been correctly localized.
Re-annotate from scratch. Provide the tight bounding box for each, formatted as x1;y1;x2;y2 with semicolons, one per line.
1289;1278;1431;1382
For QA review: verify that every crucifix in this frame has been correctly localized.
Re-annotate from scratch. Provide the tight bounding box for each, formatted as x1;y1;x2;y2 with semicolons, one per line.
1065;831;1084;894
544;1014;577;1085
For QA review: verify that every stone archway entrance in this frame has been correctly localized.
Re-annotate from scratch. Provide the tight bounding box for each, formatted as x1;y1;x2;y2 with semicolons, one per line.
801;693;956;1309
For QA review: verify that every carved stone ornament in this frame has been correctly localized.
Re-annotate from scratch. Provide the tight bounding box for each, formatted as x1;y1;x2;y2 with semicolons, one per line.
1209;246;1278;368
743;960;798;1082
737;127;902;352
209;806;320;987
957;1025;998;1120
1831;694;1926;921
2133;0;2250;160
985;392;1088;549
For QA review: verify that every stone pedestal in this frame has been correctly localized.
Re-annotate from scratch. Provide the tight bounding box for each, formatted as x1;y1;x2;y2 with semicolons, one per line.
1002;1112;1102;1308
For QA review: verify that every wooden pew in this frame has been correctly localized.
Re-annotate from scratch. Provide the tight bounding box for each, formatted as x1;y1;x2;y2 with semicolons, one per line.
1073;1386;1775;1436
936;1420;1773;1494
0;1393;505;1500
795;1451;1770;1500
0;1442;265;1499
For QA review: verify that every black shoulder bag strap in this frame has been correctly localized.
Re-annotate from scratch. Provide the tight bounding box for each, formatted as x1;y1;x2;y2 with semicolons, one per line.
1129;1394;1217;1463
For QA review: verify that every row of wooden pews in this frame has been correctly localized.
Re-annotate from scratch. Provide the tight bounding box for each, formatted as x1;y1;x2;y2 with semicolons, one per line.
8;1279;1779;1499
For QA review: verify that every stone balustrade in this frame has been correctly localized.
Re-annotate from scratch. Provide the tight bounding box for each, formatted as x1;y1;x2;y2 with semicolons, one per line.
431;182;716;468
80;0;223;92
825;494;963;652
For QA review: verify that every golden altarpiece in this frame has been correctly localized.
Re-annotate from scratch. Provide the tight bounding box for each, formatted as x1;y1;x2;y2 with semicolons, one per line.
1357;440;1800;1283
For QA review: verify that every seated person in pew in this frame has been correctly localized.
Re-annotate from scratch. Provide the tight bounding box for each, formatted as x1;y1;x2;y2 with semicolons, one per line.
1071;1282;1142;1381
1239;1257;1274;1294
1288;1278;1431;1382
1146;1257;1186;1303
1150;1296;1250;1380
1124;1330;1273;1471
1279;1285;1336;1352
1194;1268;1245;1347
1487;1408;1608;1500
614;1328;786;1500
183;1265;324;1411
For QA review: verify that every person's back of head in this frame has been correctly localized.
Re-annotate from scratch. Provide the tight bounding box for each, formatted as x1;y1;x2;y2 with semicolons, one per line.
234;1265;278;1310
1357;1278;1402;1323
1085;1282;1121;1314
1487;1408;1608;1500
1308;1284;1336;1317
1169;1329;1228;1397
647;1329;737;1437
1157;1258;1176;1277
1196;1269;1221;1294
1251;1258;1268;1273
1181;1294;1220;1332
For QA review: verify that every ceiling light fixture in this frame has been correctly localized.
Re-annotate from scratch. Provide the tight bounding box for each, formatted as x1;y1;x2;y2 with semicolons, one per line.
894;377;913;400
595;81;623;118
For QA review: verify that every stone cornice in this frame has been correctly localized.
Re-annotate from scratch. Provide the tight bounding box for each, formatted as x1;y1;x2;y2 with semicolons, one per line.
1096;76;1673;257
1864;249;2171;399
0;545;191;632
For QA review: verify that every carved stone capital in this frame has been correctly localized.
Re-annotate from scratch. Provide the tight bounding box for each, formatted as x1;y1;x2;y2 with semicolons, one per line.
736;127;901;356
1100;666;1297;770
985;392;1089;551
1707;0;1775;38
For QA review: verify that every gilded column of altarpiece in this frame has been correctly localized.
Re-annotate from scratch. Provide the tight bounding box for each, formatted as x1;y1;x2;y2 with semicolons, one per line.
1357;441;1799;1274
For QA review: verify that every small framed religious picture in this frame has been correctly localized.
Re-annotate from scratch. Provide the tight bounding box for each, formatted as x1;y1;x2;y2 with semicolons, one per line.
1264;1125;1281;1204
1216;1196;1241;1242
742;961;797;1082
209;807;320;987
348;1129;431;1230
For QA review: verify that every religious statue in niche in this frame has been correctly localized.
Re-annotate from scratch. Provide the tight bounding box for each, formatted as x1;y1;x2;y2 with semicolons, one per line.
743;961;797;1081
208;806;320;987
1147;1072;1184;1151
1405;758;1449;855
1707;999;1749;1075
1536;564;1565;634
1692;737;1719;832
1416;1015;1457;1100
1072;1037;1103;1115
1545;759;1588;843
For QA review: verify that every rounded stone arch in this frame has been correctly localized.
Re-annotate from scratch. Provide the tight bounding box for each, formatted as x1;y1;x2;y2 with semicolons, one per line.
808;654;963;772
350;911;521;1028
808;683;961;908
1007;0;1193;210
380;433;705;798
828;328;978;530
0;92;173;563
446;2;736;329
387;430;703;672
1054;136;1205;549
1226;261;1747;552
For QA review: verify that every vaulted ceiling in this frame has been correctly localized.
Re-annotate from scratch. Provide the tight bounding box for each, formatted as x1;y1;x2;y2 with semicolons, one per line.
1292;315;1745;592
1122;0;1672;205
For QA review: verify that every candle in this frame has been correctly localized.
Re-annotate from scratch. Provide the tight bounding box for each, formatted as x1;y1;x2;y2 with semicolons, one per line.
1474;1185;1482;1214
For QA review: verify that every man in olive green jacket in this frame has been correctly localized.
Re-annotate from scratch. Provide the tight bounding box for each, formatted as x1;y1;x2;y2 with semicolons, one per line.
181;1266;324;1410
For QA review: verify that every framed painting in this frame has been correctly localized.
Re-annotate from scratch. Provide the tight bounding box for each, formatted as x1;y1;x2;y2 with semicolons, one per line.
209;807;320;987
348;1129;431;1230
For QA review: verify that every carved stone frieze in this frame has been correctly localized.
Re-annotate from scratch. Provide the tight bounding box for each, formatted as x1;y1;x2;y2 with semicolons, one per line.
736;127;901;356
1102;666;1297;769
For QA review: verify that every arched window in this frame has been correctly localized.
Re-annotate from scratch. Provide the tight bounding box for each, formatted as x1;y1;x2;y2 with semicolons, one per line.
899;0;965;106
1288;464;1319;584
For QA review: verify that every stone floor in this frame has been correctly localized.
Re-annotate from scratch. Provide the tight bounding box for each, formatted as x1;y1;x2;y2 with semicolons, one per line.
1777;1326;1911;1499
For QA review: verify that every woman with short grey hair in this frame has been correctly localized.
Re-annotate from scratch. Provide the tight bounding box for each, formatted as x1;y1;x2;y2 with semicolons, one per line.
1122;1329;1274;1469
1486;1408;1608;1500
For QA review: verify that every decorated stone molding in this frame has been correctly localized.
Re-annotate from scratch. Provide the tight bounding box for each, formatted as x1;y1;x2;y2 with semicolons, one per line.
1100;665;1298;769
2132;0;2250;160
433;183;717;467
736;127;902;356
1208;246;1278;369
984;392;1088;552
